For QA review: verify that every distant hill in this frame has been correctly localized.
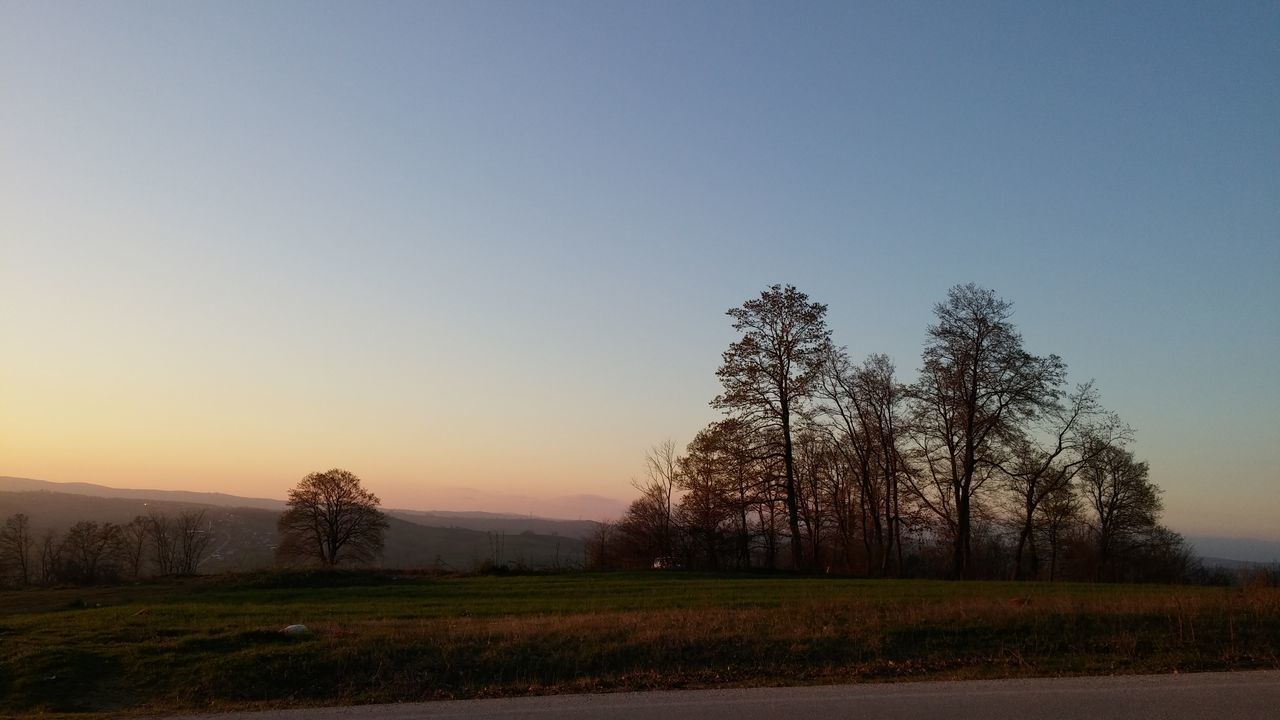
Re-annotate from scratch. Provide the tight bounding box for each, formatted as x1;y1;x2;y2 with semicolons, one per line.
1198;556;1280;572
0;489;584;571
0;477;618;528
387;509;599;540
0;476;285;511
1187;536;1280;565
407;487;627;520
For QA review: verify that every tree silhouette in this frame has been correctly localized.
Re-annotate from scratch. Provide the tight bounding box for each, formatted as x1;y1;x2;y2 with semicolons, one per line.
714;284;830;570
996;382;1127;580
174;509;213;575
1;513;34;586
277;469;389;566
908;284;1065;579
1079;443;1163;580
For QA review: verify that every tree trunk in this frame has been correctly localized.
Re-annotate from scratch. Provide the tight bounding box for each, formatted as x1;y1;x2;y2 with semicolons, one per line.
1012;527;1030;581
782;407;805;571
954;493;972;579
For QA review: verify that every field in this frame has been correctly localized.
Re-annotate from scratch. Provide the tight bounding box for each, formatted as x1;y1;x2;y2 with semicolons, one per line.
2;572;1277;717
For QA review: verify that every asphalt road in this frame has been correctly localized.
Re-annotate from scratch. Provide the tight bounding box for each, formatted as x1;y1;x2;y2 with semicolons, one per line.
176;671;1280;720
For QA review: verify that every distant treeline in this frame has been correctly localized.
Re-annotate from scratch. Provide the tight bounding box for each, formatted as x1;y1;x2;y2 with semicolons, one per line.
590;284;1225;584
0;510;212;587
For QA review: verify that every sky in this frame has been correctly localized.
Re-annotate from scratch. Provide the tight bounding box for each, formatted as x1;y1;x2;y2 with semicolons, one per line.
2;2;1277;537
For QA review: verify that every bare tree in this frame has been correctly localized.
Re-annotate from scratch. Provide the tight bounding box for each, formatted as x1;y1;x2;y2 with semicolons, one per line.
585;520;617;570
714;284;831;570
115;516;150;580
175;510;213;575
794;425;845;572
613;482;676;568
277;468;389;566
998;382;1128;579
682;419;763;569
907;284;1065;579
146;510;178;576
38;529;60;585
59;521;121;584
1079;443;1162;580
637;439;681;561
679;428;743;569
1;513;35;586
1038;481;1081;581
818;349;909;576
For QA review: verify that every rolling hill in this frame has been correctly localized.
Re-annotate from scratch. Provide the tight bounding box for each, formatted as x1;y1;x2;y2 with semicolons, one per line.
0;488;586;572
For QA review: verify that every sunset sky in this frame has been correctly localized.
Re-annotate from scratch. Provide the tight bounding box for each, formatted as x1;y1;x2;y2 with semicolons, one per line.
2;3;1276;538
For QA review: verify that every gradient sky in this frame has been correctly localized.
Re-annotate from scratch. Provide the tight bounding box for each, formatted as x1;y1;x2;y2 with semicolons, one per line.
2;2;1277;537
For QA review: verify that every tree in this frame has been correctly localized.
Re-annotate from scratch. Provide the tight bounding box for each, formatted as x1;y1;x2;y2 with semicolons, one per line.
677;418;764;569
817;349;909;575
638;439;681;561
678;426;740;569
174;510;213;575
1038;480;1081;581
714;284;831;570
1079;443;1162;580
601;484;676;569
908;284;1066;579
585;520;617;570
277;469;389;566
146;510;178;576
59;521;121;584
997;382;1127;579
38;529;60;585
1;513;35;586
115;516;150;580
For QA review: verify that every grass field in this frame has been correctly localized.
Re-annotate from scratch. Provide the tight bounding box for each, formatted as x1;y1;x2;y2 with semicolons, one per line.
2;571;1277;716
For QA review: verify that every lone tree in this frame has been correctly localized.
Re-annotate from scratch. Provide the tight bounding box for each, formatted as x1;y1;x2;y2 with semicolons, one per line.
277;469;389;566
714;284;831;570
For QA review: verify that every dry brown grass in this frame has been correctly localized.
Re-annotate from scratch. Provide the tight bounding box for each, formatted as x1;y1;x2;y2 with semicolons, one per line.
1;573;1276;716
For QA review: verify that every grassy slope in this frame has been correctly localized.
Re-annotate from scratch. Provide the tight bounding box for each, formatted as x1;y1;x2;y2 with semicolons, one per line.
1;572;1277;716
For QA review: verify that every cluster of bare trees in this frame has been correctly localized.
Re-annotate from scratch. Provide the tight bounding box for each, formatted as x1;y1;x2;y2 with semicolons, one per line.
0;509;213;587
592;284;1192;583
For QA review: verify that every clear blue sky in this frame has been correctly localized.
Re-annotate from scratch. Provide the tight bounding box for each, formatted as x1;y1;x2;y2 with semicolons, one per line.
2;2;1277;537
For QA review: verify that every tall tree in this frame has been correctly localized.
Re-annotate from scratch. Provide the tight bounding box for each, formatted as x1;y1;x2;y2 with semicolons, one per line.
277;468;389;566
908;284;1065;579
714;284;830;570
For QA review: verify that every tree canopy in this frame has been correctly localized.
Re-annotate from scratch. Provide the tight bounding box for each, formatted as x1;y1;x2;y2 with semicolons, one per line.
276;468;389;566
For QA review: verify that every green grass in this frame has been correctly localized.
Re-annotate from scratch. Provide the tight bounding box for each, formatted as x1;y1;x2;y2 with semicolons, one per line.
2;571;1277;717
